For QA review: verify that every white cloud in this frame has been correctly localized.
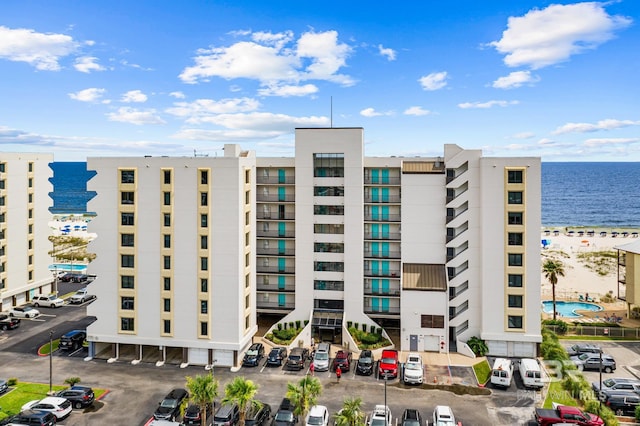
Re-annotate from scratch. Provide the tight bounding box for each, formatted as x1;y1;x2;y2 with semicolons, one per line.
583;138;639;147
458;100;519;109
360;108;394;117
68;88;107;103
120;90;148;103
553;119;640;134
490;3;632;69
492;70;540;89
169;91;186;99
74;56;105;73
0;26;79;70
107;107;165;125
418;71;448;91
166;98;260;124
378;44;396;61
403;106;431;116
179;30;354;89
258;84;318;97
509;132;535;139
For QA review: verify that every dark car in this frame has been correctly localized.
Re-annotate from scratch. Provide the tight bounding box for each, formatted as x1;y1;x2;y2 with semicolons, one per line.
7;410;57;426
0;379;8;394
570;353;616;373
243;343;265;367
71;274;88;283
272;398;297;426
154;388;189;421
332;350;352;372
184;403;213;425
401;409;422;426
59;273;76;282
0;314;20;330
356;350;374;375
59;330;86;351
267;347;288;367
56;385;95;409
245;402;272;426
285;348;309;370
567;343;602;356
213;403;240;426
604;392;640;416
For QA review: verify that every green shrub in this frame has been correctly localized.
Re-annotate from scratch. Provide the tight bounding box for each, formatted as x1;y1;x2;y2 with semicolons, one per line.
295;320;301;329
347;327;390;349
277;323;283;331
467;336;488;357
304;320;309;326
361;323;367;332
376;327;382;335
65;377;81;387
354;323;359;330
635;404;640;420
7;377;18;386
347;321;352;328
289;322;294;330
267;327;304;345
542;319;568;334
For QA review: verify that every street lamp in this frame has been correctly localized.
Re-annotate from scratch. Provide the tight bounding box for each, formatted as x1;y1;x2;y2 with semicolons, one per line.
599;349;603;410
49;330;53;394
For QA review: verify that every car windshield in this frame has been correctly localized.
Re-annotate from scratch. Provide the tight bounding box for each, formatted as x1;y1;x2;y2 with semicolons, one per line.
23;307;33;312
307;415;325;425
602;379;615;387
247;349;258;356
578;353;590;360
381;358;396;364
161;399;178;408
275;412;294;422
406;362;421;370
370;418;387;426
289;355;301;360
359;357;372;363
403;420;420;426
315;352;328;360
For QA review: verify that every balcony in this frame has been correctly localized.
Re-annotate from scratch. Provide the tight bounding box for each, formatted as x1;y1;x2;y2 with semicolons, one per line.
364;195;401;203
363;269;400;278
256;283;296;292
256;176;295;184
363;289;401;297
256;194;295;202
256;247;295;256
364;176;401;185
364;214;401;222
364;306;400;315
257;230;295;238
256;212;295;220
256;266;295;274
364;232;401;240
363;250;401;259
256;301;295;311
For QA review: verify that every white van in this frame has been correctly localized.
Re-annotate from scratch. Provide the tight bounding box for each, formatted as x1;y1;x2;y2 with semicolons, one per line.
490;357;514;388
519;358;543;389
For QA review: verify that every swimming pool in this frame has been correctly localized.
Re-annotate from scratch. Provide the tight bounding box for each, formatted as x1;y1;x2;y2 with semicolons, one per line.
48;263;87;272
541;301;603;318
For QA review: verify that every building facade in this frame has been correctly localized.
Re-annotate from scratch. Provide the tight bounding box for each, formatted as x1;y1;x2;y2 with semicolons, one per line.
86;128;541;366
0;153;54;311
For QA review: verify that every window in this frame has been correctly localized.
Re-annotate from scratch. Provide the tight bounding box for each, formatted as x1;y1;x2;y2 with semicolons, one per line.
420;315;445;328
121;297;134;310
314;205;344;215
121;317;134;331
245;191;250;205
200;321;208;336
163;298;171;312
163;234;171;248
200;300;208;314
121;212;134;225
28;255;32;265
314;243;344;253
28;162;33;172
163;192;171;206
508;315;523;329
28;177;33;188
313;224;344;234
508;274;523;287
314;261;344;272
163;256;171;269
245;169;250;184
163;169;171;184
201;214;208;227
245;212;250;225
28;193;32;202
28;224;32;234
508;295;523;308
200;257;208;271
200;170;208;184
508;170;523;184
314;280;344;291
121;254;134;268
246;315;250;330
313;153;345;177
508;232;523;246
508;191;523;204
163;319;171;334
121;170;135;184
163;277;171;291
508;253;523;266
121;275;134;289
508;212;523;225
28;271;33;281
164;213;171;226
121;234;134;247
28;209;32;219
201;192;208;206
0;163;4;172
245;274;250;288
121;191;134;205
314;186;344;196
200;278;208;292
200;235;208;249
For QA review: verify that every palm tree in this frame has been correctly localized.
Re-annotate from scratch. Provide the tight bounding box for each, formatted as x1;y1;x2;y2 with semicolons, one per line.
543;259;566;320
185;373;218;426
334;397;365;426
285;375;322;419
222;377;260;425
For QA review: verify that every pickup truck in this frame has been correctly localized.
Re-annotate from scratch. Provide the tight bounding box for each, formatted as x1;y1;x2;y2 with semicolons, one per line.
378;349;399;379
534;405;604;426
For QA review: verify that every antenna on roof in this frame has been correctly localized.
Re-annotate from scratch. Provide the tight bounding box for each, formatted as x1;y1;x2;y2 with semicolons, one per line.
330;96;333;128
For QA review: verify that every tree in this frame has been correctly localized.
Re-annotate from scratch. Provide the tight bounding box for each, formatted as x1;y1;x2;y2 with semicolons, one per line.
285;375;322;419
186;373;219;426
334;397;365;426
466;336;488;357
222;377;259;425
543;259;566;321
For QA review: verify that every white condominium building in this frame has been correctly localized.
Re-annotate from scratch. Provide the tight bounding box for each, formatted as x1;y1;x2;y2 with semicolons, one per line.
0;153;54;311
86;127;541;366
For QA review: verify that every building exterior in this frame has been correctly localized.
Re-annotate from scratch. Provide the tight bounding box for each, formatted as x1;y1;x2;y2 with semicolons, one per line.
0;153;54;311
615;239;640;318
86;127;541;366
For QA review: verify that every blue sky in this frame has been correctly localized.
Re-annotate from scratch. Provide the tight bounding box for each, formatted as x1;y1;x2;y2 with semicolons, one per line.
0;0;638;162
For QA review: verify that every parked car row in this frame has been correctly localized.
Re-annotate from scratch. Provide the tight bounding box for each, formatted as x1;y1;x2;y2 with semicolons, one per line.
366;404;461;426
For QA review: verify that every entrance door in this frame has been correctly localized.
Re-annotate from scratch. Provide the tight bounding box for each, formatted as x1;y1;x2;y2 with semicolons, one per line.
410;335;418;351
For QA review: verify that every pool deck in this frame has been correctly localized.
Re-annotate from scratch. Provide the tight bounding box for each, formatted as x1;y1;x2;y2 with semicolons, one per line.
543;299;640;327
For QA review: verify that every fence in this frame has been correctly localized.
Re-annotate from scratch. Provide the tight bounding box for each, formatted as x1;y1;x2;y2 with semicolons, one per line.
544;324;640;338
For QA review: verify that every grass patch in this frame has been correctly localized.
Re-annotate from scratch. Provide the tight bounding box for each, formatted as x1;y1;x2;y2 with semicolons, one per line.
576;250;617;276
38;339;60;355
473;359;491;385
543;381;578;409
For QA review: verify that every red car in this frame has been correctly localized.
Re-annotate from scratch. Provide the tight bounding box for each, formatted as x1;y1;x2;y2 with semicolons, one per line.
332;350;352;372
378;349;399;379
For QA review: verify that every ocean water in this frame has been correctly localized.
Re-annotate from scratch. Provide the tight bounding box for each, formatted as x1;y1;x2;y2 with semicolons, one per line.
49;161;640;227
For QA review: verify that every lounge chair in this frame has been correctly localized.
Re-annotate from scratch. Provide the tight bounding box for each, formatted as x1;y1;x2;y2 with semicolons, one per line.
579;295;585;301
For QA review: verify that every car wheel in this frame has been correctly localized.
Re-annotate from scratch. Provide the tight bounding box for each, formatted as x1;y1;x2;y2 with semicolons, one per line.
51;304;56;308
616;409;624;416
604;366;613;373
1;325;7;331
33;302;40;307
9;313;13;317
75;401;83;409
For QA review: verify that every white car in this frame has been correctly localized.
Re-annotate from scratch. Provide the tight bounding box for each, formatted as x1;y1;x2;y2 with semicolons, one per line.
22;396;73;419
403;352;423;384
32;294;64;308
9;306;41;318
368;405;392;426
432;405;457;426
305;405;329;426
69;288;95;304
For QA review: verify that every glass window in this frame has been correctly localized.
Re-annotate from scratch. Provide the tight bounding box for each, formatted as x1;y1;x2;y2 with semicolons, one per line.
314;261;344;272
164;213;171;226
200;300;208;314
121;191;134;205
121;170;135;184
508;191;523;204
201;192;208;206
200;235;208;249
314;243;344;253
313;153;345;177
163;298;171;312
163;234;171;248
200;321;208;336
163;255;171;269
508;253;523;266
163;170;171;184
121;212;134;225
508;212;523;225
314;205;344;215
201;214;208;228
200;278;208;292
200;170;208;184
508;315;523;329
508;233;523;246
314;186;344;196
508;274;523;287
313;224;344;234
121;254;134;268
508;170;523;184
163;319;171;334
200;257;208;271
28;177;33;187
508;295;523;308
121;297;134;310
163;192;171;206
121;234;134;247
121;275;134;289
28;162;33;172
163;277;171;291
121;317;134;331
